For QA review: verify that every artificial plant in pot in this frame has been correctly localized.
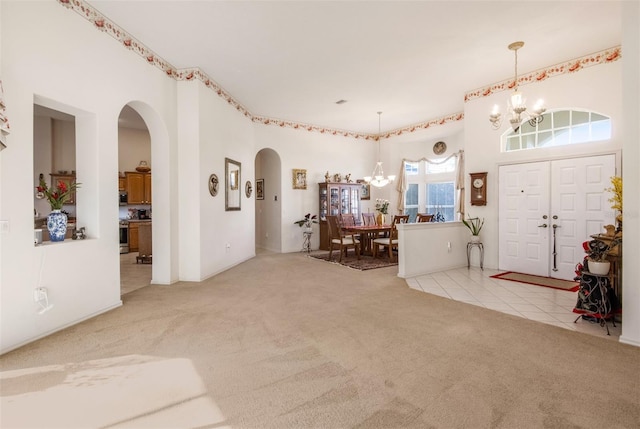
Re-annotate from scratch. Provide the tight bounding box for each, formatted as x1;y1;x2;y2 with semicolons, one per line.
294;213;318;232
462;215;484;242
583;237;620;275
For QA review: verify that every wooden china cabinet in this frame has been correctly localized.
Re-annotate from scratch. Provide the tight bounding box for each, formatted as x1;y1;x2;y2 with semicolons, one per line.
318;182;361;250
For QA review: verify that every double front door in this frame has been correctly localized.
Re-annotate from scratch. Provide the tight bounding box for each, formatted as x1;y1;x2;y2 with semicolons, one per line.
498;154;615;280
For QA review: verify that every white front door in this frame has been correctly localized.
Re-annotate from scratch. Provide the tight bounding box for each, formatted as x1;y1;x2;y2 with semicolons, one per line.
550;154;616;279
499;155;616;280
499;161;550;277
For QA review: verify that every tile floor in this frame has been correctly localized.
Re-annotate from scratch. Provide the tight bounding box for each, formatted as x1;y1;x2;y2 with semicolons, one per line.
405;266;621;341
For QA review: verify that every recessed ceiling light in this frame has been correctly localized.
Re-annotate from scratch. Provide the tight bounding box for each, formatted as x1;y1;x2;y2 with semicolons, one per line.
335;99;348;105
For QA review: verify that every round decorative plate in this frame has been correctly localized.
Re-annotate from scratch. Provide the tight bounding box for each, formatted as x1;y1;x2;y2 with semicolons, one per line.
245;180;253;198
208;174;219;197
433;141;447;155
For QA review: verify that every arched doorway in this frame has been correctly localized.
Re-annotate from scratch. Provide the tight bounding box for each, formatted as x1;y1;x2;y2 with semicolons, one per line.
255;148;282;252
118;105;152;294
118;101;176;288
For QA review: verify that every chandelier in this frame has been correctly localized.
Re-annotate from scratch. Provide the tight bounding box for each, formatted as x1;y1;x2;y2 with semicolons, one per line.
364;112;396;188
489;41;546;131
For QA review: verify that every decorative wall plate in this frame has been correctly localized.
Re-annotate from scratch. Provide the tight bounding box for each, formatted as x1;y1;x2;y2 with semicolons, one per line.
433;141;447;155
245;180;253;198
208;173;219;197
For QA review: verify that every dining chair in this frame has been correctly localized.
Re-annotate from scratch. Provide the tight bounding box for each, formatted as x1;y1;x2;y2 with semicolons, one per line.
340;213;356;228
362;212;376;226
416;213;434;223
372;215;409;261
326;215;360;262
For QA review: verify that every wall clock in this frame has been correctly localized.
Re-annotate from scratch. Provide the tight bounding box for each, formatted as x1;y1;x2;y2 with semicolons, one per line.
470;172;487;206
433;141;447;155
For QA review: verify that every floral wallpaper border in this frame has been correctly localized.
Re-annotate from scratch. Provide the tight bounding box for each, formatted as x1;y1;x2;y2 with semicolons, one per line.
464;46;621;102
57;0;617;140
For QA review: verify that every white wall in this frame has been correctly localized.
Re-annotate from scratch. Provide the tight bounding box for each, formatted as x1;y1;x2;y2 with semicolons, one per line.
397;222;469;278
253;124;376;253
620;0;640;347
463;61;623;271
198;80;256;280
0;1;178;353
118;126;151;173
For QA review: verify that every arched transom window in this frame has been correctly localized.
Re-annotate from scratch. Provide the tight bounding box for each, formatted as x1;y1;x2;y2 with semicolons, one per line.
502;109;611;152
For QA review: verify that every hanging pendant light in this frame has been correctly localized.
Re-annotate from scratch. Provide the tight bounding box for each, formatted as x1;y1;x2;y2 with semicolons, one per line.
489;41;546;131
364;112;396;188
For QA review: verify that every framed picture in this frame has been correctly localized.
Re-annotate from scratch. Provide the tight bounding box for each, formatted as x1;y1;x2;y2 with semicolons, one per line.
256;178;264;200
292;168;307;190
357;179;370;200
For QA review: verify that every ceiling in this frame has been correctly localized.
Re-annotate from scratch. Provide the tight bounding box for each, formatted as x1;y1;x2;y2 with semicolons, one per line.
86;0;622;135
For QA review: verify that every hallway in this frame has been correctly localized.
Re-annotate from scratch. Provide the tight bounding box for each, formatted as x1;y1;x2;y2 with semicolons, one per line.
120;252;151;296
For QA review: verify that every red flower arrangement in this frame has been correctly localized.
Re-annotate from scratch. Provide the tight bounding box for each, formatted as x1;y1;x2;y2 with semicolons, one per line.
37;176;80;210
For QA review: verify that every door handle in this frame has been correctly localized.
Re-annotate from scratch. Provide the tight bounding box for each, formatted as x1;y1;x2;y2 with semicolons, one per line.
538;223;548;228
552;224;560;229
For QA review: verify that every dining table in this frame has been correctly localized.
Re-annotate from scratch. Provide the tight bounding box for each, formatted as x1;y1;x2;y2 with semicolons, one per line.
343;224;392;256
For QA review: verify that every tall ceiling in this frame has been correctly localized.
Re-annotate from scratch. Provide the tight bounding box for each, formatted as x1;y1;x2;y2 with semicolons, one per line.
86;0;622;135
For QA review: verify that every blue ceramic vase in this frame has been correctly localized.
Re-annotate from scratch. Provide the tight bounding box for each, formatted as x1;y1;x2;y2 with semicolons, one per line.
47;210;68;242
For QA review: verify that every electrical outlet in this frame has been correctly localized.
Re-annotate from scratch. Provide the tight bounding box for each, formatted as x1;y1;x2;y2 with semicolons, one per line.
34;287;47;302
447;241;452;253
0;220;9;234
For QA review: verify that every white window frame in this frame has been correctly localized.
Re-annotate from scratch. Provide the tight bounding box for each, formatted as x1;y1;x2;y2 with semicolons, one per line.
404;158;456;221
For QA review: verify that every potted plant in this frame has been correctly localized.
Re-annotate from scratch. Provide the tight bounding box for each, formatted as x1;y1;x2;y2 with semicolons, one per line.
462;215;484;242
606;175;622;231
294;213;318;232
36;175;81;242
583;237;620;275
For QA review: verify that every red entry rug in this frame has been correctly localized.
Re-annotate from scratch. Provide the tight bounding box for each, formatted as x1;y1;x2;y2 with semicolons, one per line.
490;271;579;292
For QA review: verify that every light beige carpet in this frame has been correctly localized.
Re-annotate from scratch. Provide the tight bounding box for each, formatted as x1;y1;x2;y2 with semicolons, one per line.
1;251;639;428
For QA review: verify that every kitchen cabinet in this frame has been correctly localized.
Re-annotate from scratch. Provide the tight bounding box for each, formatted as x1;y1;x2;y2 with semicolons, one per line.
129;222;139;252
318;182;361;250
50;174;77;205
125;171;152;204
129;221;151;253
118;176;126;191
